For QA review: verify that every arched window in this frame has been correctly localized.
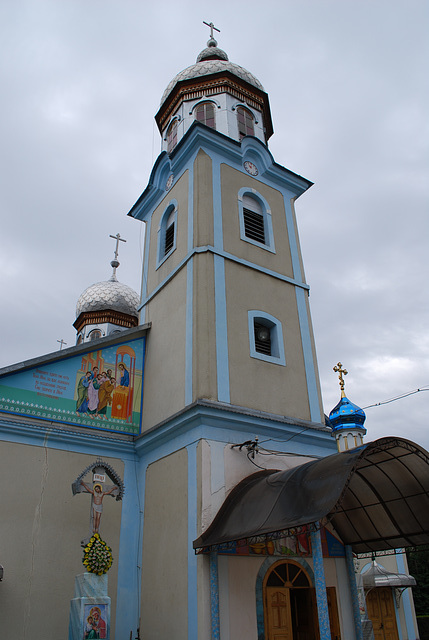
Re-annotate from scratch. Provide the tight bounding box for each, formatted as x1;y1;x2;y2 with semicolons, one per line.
195;101;215;129
88;329;102;341
248;311;286;365
167;119;178;154
157;201;178;267
237;106;254;139
238;189;275;252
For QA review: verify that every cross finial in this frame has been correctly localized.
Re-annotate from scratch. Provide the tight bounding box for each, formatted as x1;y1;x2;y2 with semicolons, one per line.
203;20;220;42
333;362;348;397
57;338;67;350
109;233;126;279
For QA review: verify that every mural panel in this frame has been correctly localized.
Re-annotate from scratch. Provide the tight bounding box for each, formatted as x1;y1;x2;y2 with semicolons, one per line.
0;337;145;434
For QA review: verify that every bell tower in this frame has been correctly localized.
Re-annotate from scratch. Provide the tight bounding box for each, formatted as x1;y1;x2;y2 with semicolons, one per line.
128;29;335;639
129;31;324;432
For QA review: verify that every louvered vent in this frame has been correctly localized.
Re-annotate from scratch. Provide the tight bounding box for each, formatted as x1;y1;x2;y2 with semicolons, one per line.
243;208;265;244
254;322;271;355
165;222;175;255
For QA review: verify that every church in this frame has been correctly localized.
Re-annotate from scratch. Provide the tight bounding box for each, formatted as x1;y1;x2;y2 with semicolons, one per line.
0;27;428;640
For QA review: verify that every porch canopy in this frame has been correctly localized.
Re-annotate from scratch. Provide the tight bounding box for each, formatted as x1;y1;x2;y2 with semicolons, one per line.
193;437;429;554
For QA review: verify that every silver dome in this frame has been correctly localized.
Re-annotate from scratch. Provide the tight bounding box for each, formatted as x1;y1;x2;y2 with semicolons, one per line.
160;59;265;106
76;276;140;318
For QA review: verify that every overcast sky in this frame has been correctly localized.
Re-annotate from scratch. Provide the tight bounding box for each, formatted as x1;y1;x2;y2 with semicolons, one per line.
1;1;428;448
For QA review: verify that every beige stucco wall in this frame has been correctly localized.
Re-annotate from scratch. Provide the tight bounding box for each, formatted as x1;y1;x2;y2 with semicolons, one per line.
141;449;188;639
193;150;214;248
0;440;123;639
225;260;311;419
142;268;187;431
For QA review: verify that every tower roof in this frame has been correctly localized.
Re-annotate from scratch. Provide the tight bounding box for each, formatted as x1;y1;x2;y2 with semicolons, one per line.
75;275;139;318
160;43;265;107
329;395;366;432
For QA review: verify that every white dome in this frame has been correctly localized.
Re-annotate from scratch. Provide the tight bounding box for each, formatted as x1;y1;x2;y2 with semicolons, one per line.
76;276;140;318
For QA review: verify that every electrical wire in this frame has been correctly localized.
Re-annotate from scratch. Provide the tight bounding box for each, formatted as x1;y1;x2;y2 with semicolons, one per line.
363;386;429;410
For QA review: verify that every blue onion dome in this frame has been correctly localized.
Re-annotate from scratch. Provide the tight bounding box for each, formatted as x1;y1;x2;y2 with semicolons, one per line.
329;396;366;432
160;37;264;106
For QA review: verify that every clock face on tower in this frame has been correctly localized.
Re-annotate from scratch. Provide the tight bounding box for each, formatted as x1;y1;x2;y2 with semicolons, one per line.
243;161;258;176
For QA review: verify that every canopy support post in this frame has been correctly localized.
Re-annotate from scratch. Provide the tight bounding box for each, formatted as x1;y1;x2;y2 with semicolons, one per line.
210;552;220;640
345;545;364;640
310;527;331;640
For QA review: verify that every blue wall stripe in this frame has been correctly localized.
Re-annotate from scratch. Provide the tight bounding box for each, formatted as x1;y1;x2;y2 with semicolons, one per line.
396;552;416;639
210;553;220;640
115;456;142;637
311;529;331;640
295;287;320;422
187;442;198;640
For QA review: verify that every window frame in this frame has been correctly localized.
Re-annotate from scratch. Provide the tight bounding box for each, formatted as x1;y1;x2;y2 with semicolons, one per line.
157;200;178;268
166;118;178;154
194;101;216;129
238;188;275;253
248;311;286;366
237;105;255;139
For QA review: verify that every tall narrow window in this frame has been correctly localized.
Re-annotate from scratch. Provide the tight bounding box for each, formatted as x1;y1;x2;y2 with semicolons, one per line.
237;106;254;139
195;102;215;129
157;201;178;268
238;189;275;253
167;119;178;154
242;194;265;244
164;209;175;255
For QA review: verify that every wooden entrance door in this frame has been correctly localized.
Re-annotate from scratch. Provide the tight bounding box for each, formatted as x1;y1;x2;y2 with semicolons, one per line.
366;588;399;640
266;587;293;640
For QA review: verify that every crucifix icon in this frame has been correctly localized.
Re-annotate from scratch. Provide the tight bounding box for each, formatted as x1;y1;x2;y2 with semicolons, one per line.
57;338;67;350
72;462;123;542
333;362;348;397
203;20;220;41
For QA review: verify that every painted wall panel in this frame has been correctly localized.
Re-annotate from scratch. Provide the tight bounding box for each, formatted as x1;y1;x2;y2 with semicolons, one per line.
141;449;188;639
225;260;311;420
220;164;294;277
0;442;123;639
142;269;187;431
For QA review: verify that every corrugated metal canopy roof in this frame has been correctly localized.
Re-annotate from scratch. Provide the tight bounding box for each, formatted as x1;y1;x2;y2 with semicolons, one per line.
361;561;416;588
193;437;429;554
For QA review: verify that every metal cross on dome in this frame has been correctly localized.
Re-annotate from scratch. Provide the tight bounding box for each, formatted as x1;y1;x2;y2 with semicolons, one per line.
333;362;348;397
203;20;220;40
109;232;126;278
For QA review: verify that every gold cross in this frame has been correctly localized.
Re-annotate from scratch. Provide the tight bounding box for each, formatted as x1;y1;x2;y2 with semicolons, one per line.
333;362;348;397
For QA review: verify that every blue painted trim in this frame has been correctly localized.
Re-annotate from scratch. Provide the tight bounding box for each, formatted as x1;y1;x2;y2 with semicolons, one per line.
255;556;315;640
238;187;275;253
115;456;142;637
214;254;230;403
141;213;151;319
283;196;302;282
248;310;286;366
187;443;198;640
210;553;220;640
186;258;193;406
345;545;364;640
311;529;331;640
396;552;416;640
138;244;309;311
188;156;194;253
156;199;178;269
295;287;320;422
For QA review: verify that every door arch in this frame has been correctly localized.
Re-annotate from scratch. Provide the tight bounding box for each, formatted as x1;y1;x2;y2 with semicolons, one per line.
263;560;317;640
